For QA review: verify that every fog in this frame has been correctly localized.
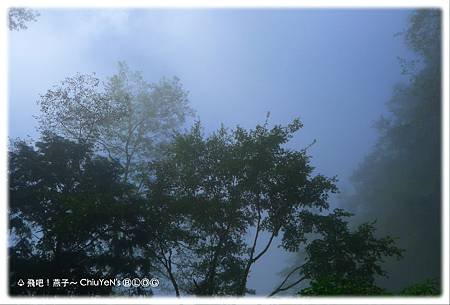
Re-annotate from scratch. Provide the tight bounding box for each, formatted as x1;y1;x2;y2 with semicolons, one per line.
9;9;420;295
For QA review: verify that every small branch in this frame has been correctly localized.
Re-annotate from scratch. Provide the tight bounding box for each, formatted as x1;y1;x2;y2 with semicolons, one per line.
301;139;317;152
269;264;305;296
270;275;306;296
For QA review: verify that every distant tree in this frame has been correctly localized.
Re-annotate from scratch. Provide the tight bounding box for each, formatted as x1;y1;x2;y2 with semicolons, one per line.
8;8;39;31
341;9;442;291
37;62;193;184
36;73;112;144
145;118;339;295
8;134;154;295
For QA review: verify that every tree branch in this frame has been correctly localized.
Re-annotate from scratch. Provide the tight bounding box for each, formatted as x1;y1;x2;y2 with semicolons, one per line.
269;275;307;296
269;264;306;296
252;229;277;263
238;208;262;294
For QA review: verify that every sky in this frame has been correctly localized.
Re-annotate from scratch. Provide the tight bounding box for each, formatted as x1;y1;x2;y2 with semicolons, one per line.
8;8;413;295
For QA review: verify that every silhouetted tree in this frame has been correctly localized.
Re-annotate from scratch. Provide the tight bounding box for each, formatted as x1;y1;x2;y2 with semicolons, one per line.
277;210;402;296
9;119;404;297
145;118;339;295
8;134;154;295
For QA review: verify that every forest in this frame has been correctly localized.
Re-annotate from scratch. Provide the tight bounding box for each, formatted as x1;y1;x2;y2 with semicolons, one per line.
7;9;442;297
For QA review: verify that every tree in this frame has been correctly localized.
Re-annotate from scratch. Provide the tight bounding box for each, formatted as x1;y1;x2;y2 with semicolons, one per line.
8;8;39;31
278;210;402;296
36;73;112;144
341;9;441;291
9;118;404;297
8;134;154;295
37;62;193;185
144;118;339;295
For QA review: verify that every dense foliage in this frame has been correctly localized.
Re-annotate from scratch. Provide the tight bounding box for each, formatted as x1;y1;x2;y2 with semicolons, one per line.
144;119;338;295
8;121;403;296
9;134;151;295
400;279;440;296
299;277;440;296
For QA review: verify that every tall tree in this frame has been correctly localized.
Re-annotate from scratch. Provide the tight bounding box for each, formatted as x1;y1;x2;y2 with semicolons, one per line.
37;62;193;184
342;9;441;290
144;118;339;295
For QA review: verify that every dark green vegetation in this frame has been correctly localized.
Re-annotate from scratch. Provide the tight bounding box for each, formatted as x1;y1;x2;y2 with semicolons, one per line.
300;278;440;296
8;119;403;296
9;135;148;295
8;10;441;297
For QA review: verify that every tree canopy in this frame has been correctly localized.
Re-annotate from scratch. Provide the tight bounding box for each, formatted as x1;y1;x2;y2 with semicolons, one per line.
297;211;402;296
9;134;152;295
8;119;403;296
37;62;193;184
143;119;338;295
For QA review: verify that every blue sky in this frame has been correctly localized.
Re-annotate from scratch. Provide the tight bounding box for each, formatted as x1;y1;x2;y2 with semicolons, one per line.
8;8;413;294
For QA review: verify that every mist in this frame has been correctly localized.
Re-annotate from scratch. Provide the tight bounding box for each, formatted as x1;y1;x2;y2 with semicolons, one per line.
8;8;441;296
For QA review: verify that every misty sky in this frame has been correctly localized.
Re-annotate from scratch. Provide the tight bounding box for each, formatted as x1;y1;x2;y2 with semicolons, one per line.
8;9;413;295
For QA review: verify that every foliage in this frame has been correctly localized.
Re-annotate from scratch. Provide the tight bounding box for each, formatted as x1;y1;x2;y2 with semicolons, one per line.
301;213;403;284
8;118;341;296
8;8;39;31
300;277;388;296
9;118;405;296
270;210;402;296
8;134;153;295
37;73;112;144
299;278;440;296
145;118;338;295
37;62;193;184
400;279;440;296
8;8;440;297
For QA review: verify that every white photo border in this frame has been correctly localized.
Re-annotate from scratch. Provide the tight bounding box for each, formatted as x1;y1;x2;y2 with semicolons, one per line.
1;1;448;304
